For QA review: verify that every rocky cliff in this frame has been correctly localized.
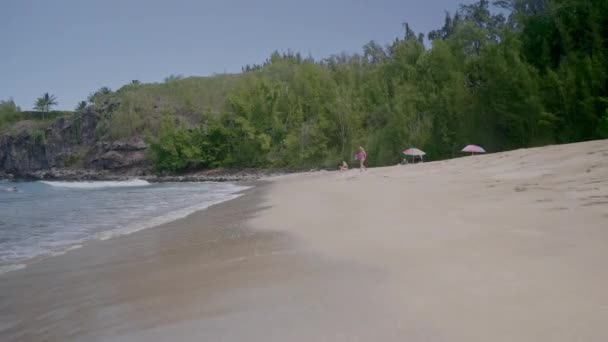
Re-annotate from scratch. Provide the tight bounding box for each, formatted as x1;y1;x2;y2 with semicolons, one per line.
0;111;151;180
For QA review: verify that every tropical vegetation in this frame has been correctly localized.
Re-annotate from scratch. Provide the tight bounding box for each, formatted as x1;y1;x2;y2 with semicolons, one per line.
33;93;58;120
1;0;606;173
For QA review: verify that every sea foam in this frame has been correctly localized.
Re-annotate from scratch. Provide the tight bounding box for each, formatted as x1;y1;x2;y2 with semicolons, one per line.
0;264;26;275
40;179;150;189
93;190;248;241
0;181;250;276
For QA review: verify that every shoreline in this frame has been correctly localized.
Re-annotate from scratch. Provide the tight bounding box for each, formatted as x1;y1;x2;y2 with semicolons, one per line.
0;181;279;341
1;140;607;341
0;168;294;183
0;181;256;277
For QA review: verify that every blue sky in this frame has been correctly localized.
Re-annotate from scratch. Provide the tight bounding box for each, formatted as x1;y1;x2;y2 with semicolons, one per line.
2;0;468;110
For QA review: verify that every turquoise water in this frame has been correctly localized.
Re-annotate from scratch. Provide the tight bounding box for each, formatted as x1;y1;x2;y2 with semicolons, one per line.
0;179;248;274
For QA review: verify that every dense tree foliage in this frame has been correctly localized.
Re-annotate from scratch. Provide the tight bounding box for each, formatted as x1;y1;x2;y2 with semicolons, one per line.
3;0;607;173
154;0;606;172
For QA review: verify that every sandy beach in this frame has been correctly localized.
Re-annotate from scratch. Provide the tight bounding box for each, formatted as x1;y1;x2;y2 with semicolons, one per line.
1;140;608;341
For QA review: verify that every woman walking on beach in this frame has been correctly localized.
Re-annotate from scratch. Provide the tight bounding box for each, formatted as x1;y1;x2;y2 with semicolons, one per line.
357;146;367;171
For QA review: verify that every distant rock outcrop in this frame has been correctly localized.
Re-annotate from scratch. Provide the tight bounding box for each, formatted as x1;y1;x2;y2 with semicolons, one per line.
0;111;151;179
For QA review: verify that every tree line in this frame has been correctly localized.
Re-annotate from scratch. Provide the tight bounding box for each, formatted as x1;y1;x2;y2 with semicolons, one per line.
2;0;607;173
150;0;608;172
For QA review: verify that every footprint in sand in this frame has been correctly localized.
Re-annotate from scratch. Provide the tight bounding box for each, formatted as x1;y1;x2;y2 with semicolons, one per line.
576;187;600;192
582;201;608;207
586;179;608;185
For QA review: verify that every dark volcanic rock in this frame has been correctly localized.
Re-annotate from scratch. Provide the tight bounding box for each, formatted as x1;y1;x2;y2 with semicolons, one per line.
89;137;149;170
147;168;285;183
0;112;289;182
0;111;151;179
0;170;14;180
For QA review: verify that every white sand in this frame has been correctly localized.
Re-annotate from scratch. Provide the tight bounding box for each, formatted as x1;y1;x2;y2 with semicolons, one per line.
2;140;607;342
250;139;608;341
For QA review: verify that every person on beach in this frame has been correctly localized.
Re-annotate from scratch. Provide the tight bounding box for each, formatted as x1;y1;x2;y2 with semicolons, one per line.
357;146;367;171
339;161;349;171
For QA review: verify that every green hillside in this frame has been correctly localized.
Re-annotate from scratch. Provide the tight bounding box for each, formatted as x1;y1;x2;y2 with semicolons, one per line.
2;0;607;174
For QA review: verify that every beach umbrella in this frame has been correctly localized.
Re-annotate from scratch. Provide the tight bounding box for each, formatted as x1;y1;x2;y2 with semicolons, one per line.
461;144;486;155
403;147;426;162
403;147;426;156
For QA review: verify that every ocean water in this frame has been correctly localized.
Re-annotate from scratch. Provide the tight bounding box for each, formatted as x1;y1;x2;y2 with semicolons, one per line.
0;179;249;274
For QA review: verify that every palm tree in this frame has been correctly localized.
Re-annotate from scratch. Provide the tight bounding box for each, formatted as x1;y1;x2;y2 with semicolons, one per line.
75;101;87;113
87;87;112;103
34;93;58;120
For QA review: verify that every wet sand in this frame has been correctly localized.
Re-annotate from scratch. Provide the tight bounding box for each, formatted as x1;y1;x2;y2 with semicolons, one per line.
0;184;293;341
2;140;608;341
